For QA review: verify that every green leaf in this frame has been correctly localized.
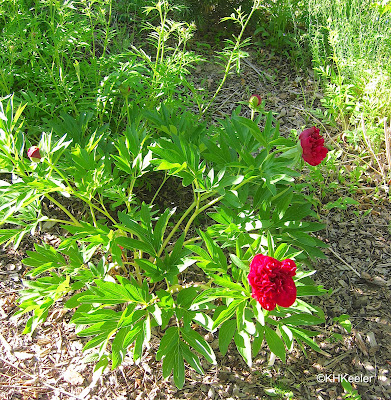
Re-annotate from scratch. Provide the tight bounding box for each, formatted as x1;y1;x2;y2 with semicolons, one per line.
252;323;265;356
234;330;252;367
177;287;199;309
180;341;204;375
162;348;176;378
156;327;180;361
212;299;246;329
199;231;228;272
111;326;132;369
173;351;185;389
180;328;216;365
279;314;325;326
289;326;324;354
117;212;152;244
280;325;293;350
236;116;267;147
78;321;118;337
193;312;214;332
78;279;142;304
264;325;286;362
219;319;236;356
116;236;156;256
333;314;352;333
252;301;265;326
71;308;119;324
211;274;245;293
296;284;328;296
229;254;249;273
83;333;109;351
116;276;148;303
153;208;174;250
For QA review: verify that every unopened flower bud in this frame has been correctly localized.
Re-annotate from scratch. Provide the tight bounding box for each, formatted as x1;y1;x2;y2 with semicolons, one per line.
27;146;41;162
249;94;262;108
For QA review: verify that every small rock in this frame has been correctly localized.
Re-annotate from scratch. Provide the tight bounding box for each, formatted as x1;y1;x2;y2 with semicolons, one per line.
366;332;379;354
363;362;375;374
208;387;215;399
63;367;84;385
379;369;390;387
204;332;214;342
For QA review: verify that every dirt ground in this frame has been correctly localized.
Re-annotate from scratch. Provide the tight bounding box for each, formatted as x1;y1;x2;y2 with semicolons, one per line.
0;49;390;400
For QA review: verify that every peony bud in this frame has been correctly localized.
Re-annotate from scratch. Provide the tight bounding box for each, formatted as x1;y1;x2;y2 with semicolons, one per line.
249;94;262;108
27;146;42;162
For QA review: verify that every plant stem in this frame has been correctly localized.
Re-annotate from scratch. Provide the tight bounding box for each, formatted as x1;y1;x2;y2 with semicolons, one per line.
150;172;168;205
44;218;76;226
157;201;197;257
88;200;117;225
45;193;80;226
101;0;112;59
201;3;258;116
89;201;97;227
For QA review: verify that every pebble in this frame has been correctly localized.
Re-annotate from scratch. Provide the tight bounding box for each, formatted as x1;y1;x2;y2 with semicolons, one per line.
363;361;375;374
204;332;214;342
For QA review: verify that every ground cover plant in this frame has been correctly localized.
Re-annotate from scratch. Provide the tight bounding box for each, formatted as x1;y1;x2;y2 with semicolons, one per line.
2;0;388;398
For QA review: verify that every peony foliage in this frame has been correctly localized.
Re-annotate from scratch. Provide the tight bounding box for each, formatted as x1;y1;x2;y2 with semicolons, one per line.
0;94;333;389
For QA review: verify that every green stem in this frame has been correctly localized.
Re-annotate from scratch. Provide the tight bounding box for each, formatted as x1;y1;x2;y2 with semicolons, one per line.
183;195;223;238
133;261;143;285
183;191;201;237
157;201;197;257
88;200;117;225
89;201;97;227
201;4;258;116
158;175;256;257
46;161;72;189
101;0;112;59
150;172;168;205
183;236;201;246
45;193;80;226
44;218;76;226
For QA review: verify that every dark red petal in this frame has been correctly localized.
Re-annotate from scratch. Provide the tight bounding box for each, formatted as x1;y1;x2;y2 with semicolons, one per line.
276;277;297;307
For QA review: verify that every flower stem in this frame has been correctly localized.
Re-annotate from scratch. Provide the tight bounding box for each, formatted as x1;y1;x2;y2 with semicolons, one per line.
150;172;168;206
44;193;80;226
157;201;197;257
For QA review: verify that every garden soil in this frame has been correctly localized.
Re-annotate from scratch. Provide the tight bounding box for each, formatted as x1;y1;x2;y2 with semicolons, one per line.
1;49;390;400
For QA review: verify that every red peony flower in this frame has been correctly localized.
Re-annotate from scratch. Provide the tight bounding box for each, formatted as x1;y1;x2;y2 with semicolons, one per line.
27;146;42;162
249;94;262;107
299;127;328;166
248;254;297;311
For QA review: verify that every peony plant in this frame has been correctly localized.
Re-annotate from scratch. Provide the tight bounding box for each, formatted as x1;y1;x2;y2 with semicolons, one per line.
0;95;332;389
